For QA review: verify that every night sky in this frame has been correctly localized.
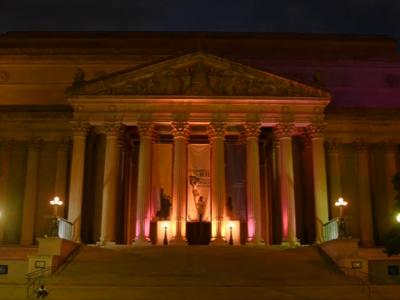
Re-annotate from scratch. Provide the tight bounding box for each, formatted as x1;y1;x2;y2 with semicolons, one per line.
0;0;399;42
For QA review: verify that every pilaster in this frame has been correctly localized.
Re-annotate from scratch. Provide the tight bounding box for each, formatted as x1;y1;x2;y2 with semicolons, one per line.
20;138;43;245
354;140;374;246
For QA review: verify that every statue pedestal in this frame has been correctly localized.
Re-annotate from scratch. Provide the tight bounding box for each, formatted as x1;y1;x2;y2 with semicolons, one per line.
186;222;211;245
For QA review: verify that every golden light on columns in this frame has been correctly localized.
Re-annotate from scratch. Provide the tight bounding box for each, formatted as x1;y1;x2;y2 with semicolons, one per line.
50;196;63;217
335;197;348;218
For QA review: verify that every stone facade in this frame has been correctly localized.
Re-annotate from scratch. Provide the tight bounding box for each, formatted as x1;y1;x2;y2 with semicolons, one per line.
0;32;399;246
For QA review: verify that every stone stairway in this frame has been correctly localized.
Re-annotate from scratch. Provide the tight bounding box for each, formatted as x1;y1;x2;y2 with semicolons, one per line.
2;245;399;299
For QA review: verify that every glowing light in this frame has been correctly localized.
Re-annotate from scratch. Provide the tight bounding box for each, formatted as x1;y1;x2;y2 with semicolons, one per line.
335;197;348;207
50;196;63;206
163;221;169;229
396;213;400;223
228;222;234;229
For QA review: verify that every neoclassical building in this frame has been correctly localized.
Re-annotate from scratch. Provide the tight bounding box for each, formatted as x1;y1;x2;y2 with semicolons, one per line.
0;32;399;247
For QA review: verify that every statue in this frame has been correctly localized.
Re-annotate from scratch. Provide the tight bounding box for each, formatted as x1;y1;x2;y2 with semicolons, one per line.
156;188;171;220
73;68;85;85
190;175;207;222
196;196;206;222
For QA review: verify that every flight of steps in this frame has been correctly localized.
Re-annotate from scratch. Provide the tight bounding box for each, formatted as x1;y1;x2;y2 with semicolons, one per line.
30;245;397;300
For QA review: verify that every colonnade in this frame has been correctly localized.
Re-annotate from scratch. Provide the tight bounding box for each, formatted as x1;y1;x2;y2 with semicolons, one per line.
64;120;330;246
0;121;397;246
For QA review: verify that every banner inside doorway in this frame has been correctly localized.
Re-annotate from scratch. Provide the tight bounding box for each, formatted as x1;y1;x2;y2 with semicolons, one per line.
187;144;211;221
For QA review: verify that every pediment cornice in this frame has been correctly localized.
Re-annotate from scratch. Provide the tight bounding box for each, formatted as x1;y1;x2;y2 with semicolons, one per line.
66;52;330;99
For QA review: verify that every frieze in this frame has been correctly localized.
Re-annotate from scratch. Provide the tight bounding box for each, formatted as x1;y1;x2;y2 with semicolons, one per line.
67;53;330;98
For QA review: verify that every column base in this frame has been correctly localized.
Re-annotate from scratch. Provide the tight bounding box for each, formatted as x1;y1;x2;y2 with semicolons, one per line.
281;240;301;248
246;239;265;246
211;236;227;246
97;240;116;247
132;237;152;246
169;236;187;245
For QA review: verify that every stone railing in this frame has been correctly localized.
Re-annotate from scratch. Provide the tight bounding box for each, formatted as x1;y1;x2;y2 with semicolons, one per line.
323;217;346;241
57;218;73;240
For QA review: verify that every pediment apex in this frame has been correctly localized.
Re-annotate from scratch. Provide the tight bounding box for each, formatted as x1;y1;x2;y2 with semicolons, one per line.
67;52;330;99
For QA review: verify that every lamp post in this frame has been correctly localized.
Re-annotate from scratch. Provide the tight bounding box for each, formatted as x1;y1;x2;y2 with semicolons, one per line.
49;196;63;237
50;196;63;218
163;223;168;246
395;213;400;224
228;222;234;246
335;197;348;238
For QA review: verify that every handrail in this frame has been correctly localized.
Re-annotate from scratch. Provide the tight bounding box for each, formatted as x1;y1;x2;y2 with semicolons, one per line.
57;217;73;240
323;217;347;241
26;266;53;299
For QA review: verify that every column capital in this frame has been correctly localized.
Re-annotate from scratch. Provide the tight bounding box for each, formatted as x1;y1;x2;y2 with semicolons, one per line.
137;121;154;138
325;138;342;154
71;121;91;137
300;131;312;148
103;122;124;137
380;140;398;152
306;123;326;139
0;138;16;152
208;121;226;140
58;137;72;150
171;121;190;139
274;122;295;139
244;122;261;138
27;138;43;150
354;139;369;152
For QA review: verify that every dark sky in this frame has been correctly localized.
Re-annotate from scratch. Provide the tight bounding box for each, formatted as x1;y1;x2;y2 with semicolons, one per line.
0;0;399;41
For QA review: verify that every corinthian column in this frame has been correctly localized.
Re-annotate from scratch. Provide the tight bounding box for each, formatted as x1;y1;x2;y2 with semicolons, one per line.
244;122;264;245
307;123;329;243
274;122;299;247
0;140;14;244
171;121;189;243
208;121;226;244
355;140;374;246
99;122;123;245
20;139;42;245
67;121;90;242
54;138;71;218
326;139;342;218
134;122;154;244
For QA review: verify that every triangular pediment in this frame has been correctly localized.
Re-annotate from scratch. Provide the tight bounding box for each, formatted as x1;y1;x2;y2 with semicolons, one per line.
67;52;330;98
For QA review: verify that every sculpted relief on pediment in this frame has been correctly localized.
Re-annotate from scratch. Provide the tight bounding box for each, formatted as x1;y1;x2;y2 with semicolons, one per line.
68;53;328;98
